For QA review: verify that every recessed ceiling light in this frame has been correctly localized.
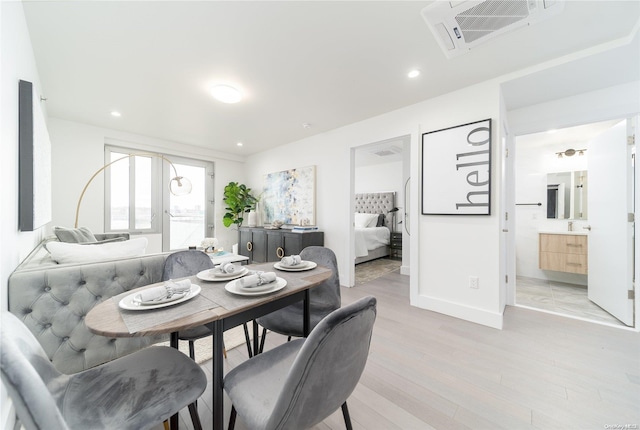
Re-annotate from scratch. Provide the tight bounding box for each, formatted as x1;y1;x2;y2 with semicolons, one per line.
110;111;121;117
210;85;242;104
408;69;421;78
237;142;243;147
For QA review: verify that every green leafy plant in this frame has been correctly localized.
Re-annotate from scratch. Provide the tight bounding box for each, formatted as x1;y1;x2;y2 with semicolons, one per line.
223;182;259;228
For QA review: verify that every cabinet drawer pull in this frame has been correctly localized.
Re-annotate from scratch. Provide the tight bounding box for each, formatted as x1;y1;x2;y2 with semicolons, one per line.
566;262;582;266
566;244;583;247
247;242;253;252
276;247;284;258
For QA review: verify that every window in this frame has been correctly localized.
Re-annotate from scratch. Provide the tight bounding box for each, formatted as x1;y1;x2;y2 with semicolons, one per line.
105;146;214;251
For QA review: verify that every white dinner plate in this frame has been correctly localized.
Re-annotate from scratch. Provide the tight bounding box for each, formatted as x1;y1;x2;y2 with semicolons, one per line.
273;261;317;272
225;277;287;296
119;284;201;311
196;266;249;282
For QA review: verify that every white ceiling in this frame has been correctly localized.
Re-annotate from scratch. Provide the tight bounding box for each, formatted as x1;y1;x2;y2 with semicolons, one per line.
22;1;640;158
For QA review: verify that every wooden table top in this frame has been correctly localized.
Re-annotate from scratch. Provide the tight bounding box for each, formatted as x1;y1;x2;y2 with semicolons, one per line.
85;262;331;338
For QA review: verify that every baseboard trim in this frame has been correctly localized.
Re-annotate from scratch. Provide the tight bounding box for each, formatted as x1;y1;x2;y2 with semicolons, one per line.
412;294;503;329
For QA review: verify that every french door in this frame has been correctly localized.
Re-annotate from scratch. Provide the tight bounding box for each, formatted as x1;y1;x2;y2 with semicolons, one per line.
162;157;215;251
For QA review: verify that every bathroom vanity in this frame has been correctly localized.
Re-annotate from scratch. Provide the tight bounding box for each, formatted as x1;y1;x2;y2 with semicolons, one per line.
539;232;588;275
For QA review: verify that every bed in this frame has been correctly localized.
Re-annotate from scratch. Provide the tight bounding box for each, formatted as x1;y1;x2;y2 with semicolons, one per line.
354;192;394;264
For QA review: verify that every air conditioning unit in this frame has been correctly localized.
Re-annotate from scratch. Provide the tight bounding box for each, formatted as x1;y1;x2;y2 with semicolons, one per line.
421;0;565;59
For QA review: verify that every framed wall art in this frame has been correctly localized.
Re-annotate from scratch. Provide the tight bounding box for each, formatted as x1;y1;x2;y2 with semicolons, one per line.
421;118;491;215
262;165;316;225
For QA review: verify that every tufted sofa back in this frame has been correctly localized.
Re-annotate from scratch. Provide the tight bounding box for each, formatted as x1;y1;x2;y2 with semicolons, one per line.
8;240;171;374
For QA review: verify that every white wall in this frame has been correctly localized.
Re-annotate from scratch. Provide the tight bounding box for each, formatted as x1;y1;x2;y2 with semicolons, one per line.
355;161;402;196
245;79;504;328
49;118;248;254
0;3;48;428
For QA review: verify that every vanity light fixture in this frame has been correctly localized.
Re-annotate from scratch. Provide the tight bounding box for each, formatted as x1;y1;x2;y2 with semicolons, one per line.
556;148;586;158
210;85;242;104
408;69;421;78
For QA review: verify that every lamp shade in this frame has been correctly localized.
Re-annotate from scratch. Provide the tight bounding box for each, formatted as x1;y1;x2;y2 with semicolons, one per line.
169;176;192;196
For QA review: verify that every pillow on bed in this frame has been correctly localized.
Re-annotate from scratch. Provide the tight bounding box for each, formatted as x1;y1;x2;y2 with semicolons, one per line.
45;237;148;264
354;213;379;228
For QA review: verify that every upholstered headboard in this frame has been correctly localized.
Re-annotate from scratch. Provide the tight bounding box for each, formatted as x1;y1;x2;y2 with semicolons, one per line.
354;192;395;227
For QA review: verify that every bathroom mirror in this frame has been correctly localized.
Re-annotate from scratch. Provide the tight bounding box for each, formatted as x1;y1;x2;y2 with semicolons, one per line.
546;170;588;220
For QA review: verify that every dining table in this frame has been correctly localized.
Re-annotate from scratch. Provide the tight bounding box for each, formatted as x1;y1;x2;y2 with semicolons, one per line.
85;261;332;430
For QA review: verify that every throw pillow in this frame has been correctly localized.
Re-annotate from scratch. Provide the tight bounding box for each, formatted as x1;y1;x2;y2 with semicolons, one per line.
45;237;148;264
54;226;97;243
354;213;379;228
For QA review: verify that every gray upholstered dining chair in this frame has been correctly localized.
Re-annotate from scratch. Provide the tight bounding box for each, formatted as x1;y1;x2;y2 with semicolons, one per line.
162;249;223;360
225;295;377;430
0;311;206;430
248;246;341;354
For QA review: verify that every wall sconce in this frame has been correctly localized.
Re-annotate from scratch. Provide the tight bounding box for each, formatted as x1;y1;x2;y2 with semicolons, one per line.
556;148;586;158
74;152;192;228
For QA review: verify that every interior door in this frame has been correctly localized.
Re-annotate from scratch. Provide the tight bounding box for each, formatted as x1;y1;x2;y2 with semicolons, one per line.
587;119;634;326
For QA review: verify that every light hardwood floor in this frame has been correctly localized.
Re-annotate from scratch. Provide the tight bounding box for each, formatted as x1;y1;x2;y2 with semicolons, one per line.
167;270;640;430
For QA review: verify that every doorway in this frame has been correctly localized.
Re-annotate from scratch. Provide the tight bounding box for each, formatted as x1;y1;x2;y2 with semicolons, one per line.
513;118;634;327
351;135;410;287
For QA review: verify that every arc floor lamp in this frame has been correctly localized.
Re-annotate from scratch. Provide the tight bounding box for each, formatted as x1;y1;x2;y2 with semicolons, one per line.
74;152;192;228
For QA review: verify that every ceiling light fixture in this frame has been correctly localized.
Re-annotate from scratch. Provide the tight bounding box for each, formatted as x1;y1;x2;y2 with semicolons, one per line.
210;85;242;104
237;142;243;147
408;69;421;78
302;123;311;129
110;111;121;117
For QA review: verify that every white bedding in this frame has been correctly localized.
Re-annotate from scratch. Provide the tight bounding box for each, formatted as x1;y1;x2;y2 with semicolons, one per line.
354;226;390;258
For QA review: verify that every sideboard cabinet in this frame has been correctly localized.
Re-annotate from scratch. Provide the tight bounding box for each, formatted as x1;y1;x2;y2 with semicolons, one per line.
238;227;324;263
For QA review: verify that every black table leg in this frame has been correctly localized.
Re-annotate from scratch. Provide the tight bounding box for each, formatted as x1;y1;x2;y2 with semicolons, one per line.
303;289;310;337
212;320;224;430
169;332;179;430
252;320;260;356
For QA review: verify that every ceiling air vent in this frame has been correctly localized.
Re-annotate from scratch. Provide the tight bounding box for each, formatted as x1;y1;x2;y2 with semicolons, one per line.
421;0;565;59
371;145;403;157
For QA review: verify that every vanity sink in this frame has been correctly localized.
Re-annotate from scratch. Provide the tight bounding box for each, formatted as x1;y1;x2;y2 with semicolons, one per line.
539;232;588;274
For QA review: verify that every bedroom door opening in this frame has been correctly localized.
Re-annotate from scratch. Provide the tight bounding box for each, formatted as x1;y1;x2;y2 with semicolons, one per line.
352;135;411;287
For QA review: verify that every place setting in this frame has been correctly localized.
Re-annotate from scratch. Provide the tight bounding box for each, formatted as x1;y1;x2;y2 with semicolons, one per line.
273;254;317;272
118;279;201;311
224;271;287;296
196;262;249;282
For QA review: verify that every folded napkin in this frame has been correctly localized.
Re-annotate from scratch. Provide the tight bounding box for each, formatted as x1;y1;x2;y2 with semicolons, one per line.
281;255;302;267
216;262;236;274
135;279;191;304
238;271;277;289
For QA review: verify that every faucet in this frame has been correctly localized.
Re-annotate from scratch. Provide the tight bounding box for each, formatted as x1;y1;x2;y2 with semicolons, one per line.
568;221;573;232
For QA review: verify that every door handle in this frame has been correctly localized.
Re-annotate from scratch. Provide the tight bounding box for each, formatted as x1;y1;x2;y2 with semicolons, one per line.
583;225;592;231
502;229;509;232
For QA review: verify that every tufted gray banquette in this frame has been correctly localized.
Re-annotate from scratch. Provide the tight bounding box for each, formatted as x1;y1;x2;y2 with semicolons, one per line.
8;237;171;374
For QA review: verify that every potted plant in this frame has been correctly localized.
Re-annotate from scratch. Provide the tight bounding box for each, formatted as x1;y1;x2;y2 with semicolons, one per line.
223;182;259;228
